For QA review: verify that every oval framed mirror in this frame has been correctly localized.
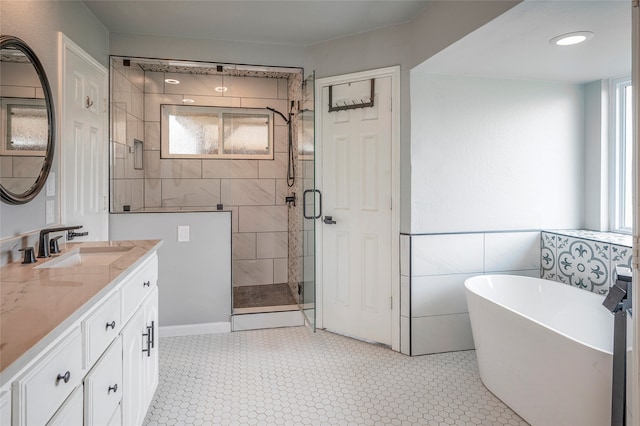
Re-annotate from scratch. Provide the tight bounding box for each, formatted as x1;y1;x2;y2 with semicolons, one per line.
0;35;55;205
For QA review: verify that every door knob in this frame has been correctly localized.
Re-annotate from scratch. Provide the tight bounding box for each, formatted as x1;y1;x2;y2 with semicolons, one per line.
323;216;336;225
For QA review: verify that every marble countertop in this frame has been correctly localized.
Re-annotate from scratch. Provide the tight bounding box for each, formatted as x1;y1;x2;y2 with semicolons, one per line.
0;239;162;385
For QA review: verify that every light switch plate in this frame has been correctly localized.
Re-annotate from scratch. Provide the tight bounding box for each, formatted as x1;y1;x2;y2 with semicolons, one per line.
177;225;190;242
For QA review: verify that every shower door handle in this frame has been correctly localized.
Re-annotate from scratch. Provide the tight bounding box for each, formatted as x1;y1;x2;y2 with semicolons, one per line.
303;189;322;219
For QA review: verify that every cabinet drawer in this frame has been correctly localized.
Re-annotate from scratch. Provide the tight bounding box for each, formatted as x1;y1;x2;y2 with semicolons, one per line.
121;254;158;323
12;327;83;426
47;385;83;426
83;290;121;368
84;337;123;426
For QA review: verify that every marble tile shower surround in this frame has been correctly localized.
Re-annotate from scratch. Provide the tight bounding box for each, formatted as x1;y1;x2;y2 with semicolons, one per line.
541;230;633;294
110;58;303;294
0;62;47;192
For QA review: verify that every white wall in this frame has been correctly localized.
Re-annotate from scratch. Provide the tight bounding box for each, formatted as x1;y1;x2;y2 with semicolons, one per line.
110;212;232;327
0;1;108;239
583;79;609;231
410;73;585;233
304;1;520;233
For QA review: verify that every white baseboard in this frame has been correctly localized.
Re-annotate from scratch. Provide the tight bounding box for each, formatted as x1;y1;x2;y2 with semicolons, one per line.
159;322;231;337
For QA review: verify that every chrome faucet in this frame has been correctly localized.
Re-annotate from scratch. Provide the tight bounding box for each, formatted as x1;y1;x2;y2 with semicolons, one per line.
37;225;84;258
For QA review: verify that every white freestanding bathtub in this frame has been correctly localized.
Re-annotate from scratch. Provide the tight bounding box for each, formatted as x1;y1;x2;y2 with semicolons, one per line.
465;275;613;426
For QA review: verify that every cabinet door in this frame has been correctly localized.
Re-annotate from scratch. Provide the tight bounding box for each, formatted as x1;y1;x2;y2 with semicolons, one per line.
121;308;145;426
142;287;159;409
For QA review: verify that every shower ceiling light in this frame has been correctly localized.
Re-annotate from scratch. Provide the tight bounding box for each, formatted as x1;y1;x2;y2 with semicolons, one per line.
550;31;594;46
182;98;195;103
215;86;228;93
165;78;180;84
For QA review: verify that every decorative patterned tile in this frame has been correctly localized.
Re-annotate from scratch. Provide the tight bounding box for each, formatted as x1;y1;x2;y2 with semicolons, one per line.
610;244;633;285
557;237;609;293
540;232;557;280
543;231;632;295
144;328;527;426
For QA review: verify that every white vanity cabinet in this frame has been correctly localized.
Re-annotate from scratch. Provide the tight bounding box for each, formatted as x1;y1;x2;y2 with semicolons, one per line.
3;246;160;426
84;337;123;425
121;263;159;426
12;327;83;426
47;386;83;426
1;390;12;426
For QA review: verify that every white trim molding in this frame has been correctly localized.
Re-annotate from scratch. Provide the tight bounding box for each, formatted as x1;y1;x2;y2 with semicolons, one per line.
159;322;231;338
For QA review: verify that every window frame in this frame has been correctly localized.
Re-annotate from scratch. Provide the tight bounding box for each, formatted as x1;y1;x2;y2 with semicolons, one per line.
610;76;633;234
160;104;274;160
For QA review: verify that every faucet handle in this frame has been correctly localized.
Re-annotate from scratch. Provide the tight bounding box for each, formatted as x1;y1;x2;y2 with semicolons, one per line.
18;247;37;264
49;236;64;254
67;230;88;241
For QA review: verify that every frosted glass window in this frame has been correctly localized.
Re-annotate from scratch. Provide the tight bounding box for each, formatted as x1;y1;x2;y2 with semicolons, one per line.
1;101;47;156
223;114;269;155
167;108;219;155
161;105;273;159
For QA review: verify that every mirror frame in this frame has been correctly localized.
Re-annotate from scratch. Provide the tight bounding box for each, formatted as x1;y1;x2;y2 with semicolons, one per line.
0;35;55;205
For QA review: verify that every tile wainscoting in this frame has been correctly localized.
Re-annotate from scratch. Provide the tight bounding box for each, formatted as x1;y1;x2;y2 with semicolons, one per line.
400;231;540;356
541;230;632;295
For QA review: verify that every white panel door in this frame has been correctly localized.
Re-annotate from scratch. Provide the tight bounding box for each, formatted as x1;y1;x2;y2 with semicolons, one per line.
321;77;392;345
61;35;108;240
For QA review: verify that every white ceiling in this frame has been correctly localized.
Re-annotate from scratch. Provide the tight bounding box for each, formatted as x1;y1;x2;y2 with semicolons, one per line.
414;0;631;83
82;0;428;47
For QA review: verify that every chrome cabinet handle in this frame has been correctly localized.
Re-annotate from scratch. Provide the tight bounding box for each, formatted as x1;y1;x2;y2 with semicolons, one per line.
56;371;71;384
105;320;116;330
143;281;150;287
108;384;118;394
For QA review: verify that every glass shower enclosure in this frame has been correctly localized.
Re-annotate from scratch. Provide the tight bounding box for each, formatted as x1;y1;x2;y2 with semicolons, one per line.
300;72;316;329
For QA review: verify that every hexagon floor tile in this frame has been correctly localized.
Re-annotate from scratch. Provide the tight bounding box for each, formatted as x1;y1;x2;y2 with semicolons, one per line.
143;327;528;425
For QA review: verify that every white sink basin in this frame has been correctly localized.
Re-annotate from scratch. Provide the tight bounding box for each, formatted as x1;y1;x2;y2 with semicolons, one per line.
36;246;133;269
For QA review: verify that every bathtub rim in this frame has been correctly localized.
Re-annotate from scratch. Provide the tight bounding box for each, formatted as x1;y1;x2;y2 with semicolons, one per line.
464;273;613;356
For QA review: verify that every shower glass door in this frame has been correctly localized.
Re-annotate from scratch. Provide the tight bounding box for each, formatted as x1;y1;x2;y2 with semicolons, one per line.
300;71;316;329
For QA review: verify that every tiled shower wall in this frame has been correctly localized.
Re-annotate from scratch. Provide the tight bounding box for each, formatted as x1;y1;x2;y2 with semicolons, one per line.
541;230;633;294
110;58;302;291
111;59;145;211
0;61;47;194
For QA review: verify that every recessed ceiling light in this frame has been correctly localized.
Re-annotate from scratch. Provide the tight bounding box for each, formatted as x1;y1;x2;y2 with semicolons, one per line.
165;78;180;84
550;31;594;46
182;98;195;103
215;86;228;93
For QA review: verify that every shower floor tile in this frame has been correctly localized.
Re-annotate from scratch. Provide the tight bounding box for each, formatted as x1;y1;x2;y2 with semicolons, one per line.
143;328;529;426
234;283;297;309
